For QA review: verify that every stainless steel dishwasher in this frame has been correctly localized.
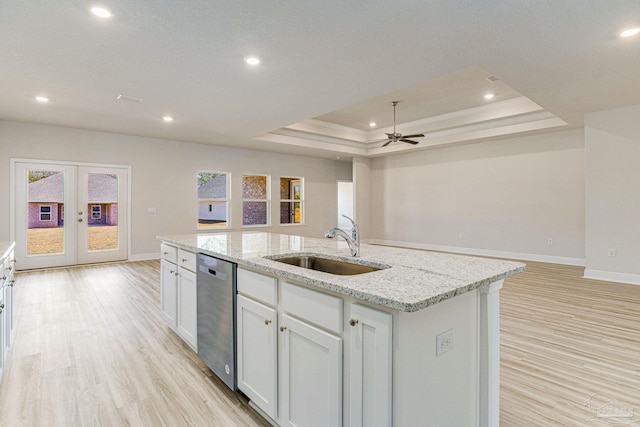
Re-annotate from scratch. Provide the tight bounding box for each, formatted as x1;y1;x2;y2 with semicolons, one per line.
196;253;237;391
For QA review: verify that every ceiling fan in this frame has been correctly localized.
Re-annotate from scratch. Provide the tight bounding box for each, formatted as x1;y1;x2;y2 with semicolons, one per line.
381;101;424;147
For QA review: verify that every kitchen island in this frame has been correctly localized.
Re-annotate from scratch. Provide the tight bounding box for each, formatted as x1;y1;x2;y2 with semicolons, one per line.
158;231;524;427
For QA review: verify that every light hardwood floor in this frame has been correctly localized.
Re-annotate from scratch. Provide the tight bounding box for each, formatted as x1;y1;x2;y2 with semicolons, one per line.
0;261;270;427
1;260;638;426
501;261;640;426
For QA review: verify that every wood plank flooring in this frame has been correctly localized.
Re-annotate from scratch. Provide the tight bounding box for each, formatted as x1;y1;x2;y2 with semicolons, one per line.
1;260;638;426
0;261;270;427
500;261;640;426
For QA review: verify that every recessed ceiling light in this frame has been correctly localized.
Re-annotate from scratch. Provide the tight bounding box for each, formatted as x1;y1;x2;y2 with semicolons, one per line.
162;116;174;122
91;6;113;18
35;96;50;103
484;93;495;100
244;56;260;66
619;27;640;38
369;122;377;128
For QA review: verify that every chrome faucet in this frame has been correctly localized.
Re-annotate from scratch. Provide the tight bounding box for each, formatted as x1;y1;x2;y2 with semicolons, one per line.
325;215;360;257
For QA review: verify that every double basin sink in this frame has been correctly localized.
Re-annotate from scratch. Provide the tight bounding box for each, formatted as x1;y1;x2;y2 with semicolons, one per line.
267;255;387;276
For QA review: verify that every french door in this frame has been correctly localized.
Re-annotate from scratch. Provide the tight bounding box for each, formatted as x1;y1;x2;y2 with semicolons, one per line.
12;160;129;270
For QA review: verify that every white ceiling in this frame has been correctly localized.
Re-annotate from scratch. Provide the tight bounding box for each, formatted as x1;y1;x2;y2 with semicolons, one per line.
1;1;639;159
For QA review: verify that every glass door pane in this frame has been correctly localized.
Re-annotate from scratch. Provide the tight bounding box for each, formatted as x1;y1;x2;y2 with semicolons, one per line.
86;173;119;251
26;170;65;255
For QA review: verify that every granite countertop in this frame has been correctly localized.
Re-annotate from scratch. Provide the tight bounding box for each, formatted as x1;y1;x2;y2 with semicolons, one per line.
157;232;525;312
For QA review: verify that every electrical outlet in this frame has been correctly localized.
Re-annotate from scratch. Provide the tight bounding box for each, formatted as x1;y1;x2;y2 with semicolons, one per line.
608;248;616;257
548;238;553;245
436;329;454;357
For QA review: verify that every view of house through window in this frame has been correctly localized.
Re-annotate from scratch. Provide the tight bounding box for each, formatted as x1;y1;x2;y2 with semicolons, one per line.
242;174;269;226
197;172;229;228
27;170;65;255
85;173;119;252
280;177;303;224
26;170;119;255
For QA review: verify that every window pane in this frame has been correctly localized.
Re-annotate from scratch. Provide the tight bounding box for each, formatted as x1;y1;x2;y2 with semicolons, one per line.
198;201;228;227
198;173;227;198
27;171;64;255
243;175;267;199
280;202;301;224
279;177;302;224
243;201;268;225
87;173;118;251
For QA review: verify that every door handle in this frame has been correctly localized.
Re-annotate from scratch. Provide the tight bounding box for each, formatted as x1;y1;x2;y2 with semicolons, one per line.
78;211;83;215
78;218;83;222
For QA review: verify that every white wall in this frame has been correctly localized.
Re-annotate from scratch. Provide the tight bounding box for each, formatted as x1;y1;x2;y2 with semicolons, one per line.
370;129;585;264
584;104;640;283
0;120;352;259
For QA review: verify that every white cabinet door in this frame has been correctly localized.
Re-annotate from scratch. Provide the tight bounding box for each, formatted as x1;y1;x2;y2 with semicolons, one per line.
177;267;197;350
280;313;342;427
237;295;278;419
0;288;5;377
160;259;178;329
349;304;393;427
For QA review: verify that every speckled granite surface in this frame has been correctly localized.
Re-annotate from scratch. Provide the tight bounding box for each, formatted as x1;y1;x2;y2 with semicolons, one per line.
158;232;525;312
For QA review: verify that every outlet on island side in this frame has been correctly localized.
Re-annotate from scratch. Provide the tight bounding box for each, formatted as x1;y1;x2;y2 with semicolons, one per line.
436;329;454;357
608;248;616;257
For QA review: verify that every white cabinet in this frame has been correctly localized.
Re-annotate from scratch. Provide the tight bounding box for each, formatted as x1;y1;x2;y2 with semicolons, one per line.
237;268;344;427
280;313;342;427
0;243;15;382
348;304;393;427
159;244;197;351
160;259;178;328
237;294;278;419
176;265;197;350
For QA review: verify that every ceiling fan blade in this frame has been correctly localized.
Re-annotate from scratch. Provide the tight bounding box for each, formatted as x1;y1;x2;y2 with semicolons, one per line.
400;139;419;145
381;139;393;147
401;133;425;139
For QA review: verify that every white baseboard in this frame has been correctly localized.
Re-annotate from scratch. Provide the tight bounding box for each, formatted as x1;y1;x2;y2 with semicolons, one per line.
583;269;640;285
129;252;160;262
367;239;586;266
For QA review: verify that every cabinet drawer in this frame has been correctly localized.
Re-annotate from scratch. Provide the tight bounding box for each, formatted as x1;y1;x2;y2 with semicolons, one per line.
281;281;343;334
177;249;197;272
238;268;277;306
160;243;177;263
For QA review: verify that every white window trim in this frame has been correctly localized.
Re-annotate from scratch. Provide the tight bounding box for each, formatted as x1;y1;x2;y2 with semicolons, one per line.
39;204;52;222
279;177;304;226
242;174;271;228
197;171;231;230
91;204;102;220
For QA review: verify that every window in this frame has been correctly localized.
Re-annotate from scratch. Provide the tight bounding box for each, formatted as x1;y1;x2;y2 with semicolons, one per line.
242;174;270;226
39;205;52;221
91;205;101;219
280;177;303;225
197;172;229;228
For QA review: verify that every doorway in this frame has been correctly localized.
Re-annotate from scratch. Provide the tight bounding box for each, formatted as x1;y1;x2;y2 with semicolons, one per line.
12;160;129;270
337;181;354;232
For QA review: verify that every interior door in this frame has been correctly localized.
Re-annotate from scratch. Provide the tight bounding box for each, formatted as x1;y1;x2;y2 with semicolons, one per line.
13;161;128;269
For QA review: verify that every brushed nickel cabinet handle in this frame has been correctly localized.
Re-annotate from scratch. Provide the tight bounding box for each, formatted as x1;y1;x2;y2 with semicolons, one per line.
163;251;169;255
182;258;188;262
349;319;359;327
279;326;287;332
265;319;272;325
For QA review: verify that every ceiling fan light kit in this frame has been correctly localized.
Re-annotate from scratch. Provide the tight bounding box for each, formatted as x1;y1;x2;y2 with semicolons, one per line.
381;101;425;147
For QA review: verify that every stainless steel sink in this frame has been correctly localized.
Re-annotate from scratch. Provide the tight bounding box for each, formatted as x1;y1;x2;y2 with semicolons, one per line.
270;255;384;276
